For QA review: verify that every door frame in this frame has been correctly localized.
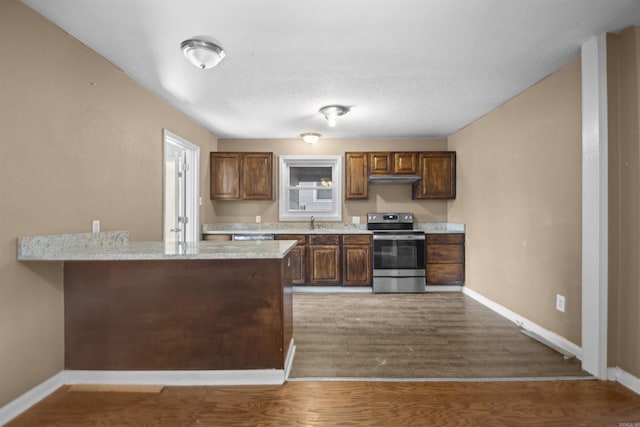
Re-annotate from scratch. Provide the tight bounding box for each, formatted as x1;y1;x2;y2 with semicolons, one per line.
163;129;200;243
581;34;608;379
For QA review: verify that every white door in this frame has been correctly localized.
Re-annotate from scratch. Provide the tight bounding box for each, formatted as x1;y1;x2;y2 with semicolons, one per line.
163;130;200;244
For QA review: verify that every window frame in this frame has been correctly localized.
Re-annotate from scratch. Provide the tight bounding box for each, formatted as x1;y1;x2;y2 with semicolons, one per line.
278;155;342;222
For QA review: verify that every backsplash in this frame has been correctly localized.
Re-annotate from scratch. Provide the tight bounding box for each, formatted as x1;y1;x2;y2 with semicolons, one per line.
202;222;465;233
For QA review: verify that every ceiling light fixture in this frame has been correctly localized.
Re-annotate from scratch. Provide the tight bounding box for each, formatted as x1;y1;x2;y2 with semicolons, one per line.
180;39;226;69
319;105;350;127
300;133;321;144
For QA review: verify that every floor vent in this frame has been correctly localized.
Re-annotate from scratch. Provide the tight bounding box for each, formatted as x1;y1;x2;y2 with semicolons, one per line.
519;327;575;360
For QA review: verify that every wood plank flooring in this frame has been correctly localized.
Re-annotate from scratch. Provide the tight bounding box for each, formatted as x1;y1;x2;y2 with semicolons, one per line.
289;292;587;378
8;380;640;426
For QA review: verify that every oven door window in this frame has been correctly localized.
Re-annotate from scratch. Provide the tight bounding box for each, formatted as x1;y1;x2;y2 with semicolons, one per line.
373;239;425;270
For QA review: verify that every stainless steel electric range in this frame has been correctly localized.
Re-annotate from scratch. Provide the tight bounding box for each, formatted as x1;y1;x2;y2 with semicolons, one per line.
367;213;426;293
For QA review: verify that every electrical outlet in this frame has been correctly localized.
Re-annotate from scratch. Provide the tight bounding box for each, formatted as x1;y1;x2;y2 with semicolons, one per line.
256;215;261;223
92;220;100;234
556;294;565;312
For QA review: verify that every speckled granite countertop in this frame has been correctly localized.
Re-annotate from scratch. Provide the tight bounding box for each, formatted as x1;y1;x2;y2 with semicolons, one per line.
17;231;296;261
202;222;465;235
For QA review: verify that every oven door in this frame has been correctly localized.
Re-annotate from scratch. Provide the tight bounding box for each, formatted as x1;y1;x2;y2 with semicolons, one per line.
372;232;426;293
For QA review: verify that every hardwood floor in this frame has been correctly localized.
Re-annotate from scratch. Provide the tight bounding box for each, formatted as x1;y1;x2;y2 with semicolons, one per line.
8;380;640;426
6;292;639;426
290;293;587;378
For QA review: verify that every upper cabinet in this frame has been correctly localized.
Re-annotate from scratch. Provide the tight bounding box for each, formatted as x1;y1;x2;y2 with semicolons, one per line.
345;152;368;200
412;152;456;200
369;152;417;175
210;152;273;200
210;152;241;200
369;152;392;175
393;152;418;174
241;153;273;200
345;151;456;200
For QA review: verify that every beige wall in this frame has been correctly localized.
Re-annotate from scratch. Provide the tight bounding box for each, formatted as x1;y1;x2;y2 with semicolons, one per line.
0;0;217;406
447;59;583;345
214;138;448;223
3;0;637;410
607;27;640;377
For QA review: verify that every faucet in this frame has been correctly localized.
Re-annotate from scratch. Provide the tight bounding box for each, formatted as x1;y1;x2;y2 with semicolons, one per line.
309;216;315;230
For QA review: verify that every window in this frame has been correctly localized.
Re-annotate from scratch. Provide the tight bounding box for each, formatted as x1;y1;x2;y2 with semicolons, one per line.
279;155;342;221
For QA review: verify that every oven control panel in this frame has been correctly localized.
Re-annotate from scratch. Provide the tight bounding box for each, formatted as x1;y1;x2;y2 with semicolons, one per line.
367;213;414;224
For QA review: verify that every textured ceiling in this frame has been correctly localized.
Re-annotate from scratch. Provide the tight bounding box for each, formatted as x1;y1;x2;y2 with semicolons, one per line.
22;0;640;139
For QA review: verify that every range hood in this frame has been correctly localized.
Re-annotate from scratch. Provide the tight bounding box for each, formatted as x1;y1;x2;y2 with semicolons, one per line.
368;175;421;184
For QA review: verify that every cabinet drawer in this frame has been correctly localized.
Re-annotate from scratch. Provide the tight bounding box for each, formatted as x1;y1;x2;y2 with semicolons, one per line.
426;233;464;244
309;234;340;245
427;264;464;285
342;234;371;245
275;234;307;245
427;244;464;263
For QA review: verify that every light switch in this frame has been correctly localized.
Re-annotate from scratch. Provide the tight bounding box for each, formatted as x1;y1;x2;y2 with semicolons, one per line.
92;220;100;233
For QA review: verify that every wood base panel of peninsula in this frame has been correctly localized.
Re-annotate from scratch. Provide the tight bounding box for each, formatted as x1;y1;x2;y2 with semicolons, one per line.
63;258;293;371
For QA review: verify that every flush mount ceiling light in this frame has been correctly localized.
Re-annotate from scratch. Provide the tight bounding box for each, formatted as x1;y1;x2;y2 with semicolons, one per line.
300;133;321;144
180;39;226;69
319;105;350;127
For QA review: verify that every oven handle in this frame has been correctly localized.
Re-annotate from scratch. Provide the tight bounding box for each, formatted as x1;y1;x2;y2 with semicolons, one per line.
373;234;425;241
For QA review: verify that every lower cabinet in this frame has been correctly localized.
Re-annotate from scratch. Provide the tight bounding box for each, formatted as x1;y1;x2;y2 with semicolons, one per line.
275;235;307;285
425;233;465;285
276;233;373;286
308;235;341;285
342;234;372;286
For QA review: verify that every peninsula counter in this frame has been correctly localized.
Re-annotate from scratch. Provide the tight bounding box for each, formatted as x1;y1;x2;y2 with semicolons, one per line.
18;231;297;385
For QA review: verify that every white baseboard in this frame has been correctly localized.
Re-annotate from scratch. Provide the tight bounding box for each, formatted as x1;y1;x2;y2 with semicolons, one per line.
0;345;297;427
463;287;582;360
608;367;640;394
0;371;64;426
293;286;372;293
64;368;287;387
426;285;463;292
284;339;296;380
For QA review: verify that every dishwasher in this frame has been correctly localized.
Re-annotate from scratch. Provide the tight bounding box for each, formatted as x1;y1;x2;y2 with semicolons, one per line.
232;234;275;241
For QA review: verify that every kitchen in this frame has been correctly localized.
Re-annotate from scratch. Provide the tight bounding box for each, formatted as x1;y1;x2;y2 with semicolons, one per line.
2;0;640;425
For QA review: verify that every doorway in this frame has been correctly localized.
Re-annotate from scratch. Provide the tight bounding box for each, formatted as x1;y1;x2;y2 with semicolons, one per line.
163;130;200;244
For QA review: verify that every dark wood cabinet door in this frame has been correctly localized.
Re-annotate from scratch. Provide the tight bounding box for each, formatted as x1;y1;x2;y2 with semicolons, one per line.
345;152;369;200
210;152;241;199
369;152;392;175
287;246;306;285
307;245;341;285
426;244;464;264
343;245;371;286
427;264;464;285
241;153;273;200
393;152;418;174
413;152;456;199
425;233;465;285
276;235;307;285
